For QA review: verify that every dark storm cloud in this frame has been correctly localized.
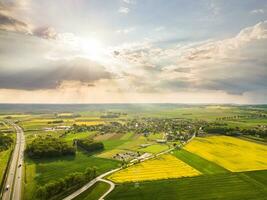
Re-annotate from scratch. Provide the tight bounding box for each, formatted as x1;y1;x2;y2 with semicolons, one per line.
0;58;113;90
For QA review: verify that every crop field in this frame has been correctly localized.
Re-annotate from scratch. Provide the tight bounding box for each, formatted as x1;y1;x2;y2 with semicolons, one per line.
225;118;267;129
73;181;110;200
97;149;129;159
185;136;267;172
120;132;135;140
138;106;253;120
173;149;228;174
0;105;266;200
117;135;170;153
101;133;170;155
139;144;169;153
106;171;267;200
147;133;164;140
108;154;200;183
24;150;119;200
0;149;12;185
0;121;9;130
62;131;95;143
74;121;104;126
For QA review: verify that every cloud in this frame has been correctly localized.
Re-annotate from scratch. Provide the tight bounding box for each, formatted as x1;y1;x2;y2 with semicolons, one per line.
250;9;264;14
154;26;165;32
33;26;58;39
116;27;135;34
0;2;58;39
122;0;135;4
0;2;31;34
0;58;113;90
0;11;30;33
118;7;129;14
113;21;267;95
208;0;220;16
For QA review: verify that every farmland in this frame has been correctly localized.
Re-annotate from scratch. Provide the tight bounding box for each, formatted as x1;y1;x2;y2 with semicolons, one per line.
73;181;110;200
173;149;228;174
23;150;119;200
0;149;12;186
0;104;266;200
108;154;200;183
106;171;267;200
185;136;267;172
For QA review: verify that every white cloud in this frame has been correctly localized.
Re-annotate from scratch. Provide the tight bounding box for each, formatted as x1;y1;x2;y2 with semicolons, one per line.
250;9;264;14
154;26;165;32
118;7;129;14
122;0;135;4
112;21;267;95
116;27;135;34
208;0;220;16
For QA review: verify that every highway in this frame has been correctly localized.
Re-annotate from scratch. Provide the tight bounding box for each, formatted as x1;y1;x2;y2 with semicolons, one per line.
2;122;25;200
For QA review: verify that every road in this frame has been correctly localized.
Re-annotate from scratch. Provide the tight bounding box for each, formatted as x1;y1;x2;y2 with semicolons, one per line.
2;122;25;200
62;168;121;200
98;179;115;200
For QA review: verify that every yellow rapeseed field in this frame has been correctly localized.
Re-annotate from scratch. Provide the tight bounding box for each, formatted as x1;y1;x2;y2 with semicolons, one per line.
74;121;104;126
185;136;267;172
108;154;200;183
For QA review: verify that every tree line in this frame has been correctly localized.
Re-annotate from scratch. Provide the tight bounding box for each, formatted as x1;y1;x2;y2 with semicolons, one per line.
26;136;75;158
0;133;13;151
76;138;104;153
36;167;96;200
204;126;267;138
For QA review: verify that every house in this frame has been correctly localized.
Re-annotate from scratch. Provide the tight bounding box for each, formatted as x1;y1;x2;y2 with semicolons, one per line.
156;139;167;143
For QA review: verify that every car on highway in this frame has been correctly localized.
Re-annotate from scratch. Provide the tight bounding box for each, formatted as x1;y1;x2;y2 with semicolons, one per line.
18;164;22;168
5;185;10;191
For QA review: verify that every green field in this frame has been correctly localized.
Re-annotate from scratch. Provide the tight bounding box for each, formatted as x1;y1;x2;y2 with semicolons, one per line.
73;181;110;200
23;150;119;200
63;132;95;143
106;171;267;200
173;149;229;174
139;144;169;153
0;149;12;186
0;104;266;200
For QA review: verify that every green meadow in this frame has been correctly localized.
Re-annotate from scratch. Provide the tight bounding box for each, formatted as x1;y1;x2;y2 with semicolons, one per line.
106;171;267;200
23;149;119;200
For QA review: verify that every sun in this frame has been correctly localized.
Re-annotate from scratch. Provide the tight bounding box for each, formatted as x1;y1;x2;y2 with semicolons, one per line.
79;37;104;61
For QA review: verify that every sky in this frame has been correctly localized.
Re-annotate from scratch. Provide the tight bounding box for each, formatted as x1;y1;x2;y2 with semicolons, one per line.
0;0;267;104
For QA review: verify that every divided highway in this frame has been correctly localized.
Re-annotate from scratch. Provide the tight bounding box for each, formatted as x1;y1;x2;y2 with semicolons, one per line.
2;122;25;200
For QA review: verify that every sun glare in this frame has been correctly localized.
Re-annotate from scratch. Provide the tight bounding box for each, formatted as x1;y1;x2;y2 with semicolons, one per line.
80;37;104;60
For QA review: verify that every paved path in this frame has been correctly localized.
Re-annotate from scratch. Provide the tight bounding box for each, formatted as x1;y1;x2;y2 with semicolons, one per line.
98;179;115;200
62;168;121;200
2;122;25;200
